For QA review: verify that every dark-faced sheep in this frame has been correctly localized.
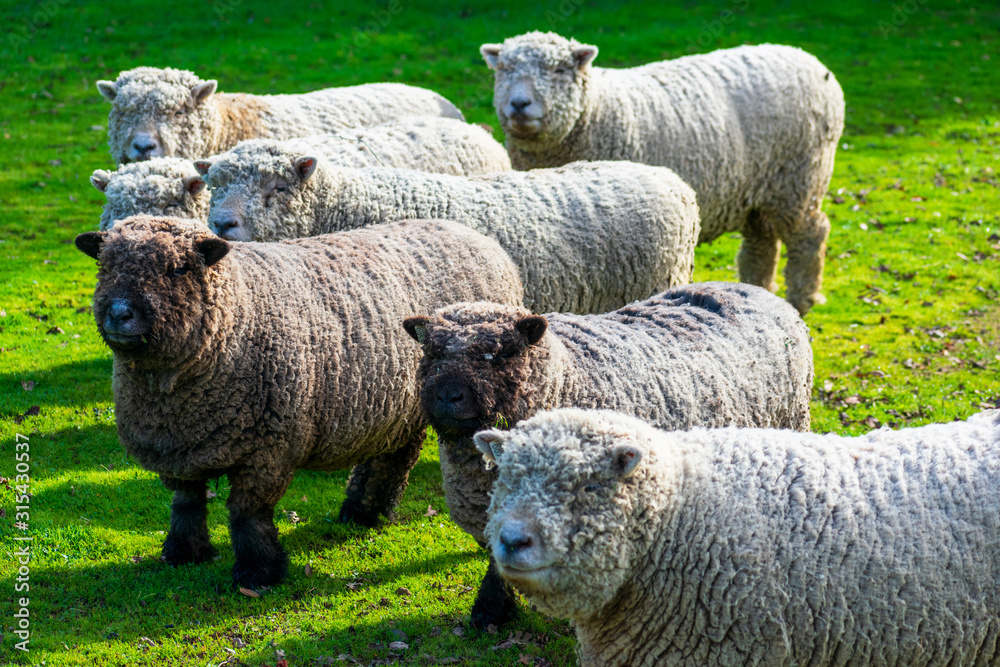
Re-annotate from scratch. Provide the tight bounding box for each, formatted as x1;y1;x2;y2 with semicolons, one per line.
403;281;812;627
74;215;522;588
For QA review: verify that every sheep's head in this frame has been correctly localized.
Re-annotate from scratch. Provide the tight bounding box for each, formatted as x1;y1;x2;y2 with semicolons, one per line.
98;67;219;165
199;141;319;242
480;31;597;150
75;215;230;366
477;408;653;621
403;303;551;437
92;158;208;231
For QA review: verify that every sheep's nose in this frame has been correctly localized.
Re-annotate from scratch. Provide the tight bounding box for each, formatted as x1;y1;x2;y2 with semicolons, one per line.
132;138;157;155
104;298;135;333
510;98;531;112
499;521;534;555
212;212;242;238
432;385;469;420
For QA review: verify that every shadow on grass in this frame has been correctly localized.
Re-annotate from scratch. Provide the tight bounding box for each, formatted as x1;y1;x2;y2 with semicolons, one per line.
1;356;113;417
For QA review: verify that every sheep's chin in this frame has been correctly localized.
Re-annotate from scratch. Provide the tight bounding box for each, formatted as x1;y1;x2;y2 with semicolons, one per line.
496;564;559;594
504;117;544;139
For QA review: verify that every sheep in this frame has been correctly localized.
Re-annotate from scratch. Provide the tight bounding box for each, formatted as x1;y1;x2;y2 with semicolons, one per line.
202;154;700;314
402;281;813;627
73;215;523;589
477;407;1000;667
97;66;464;165
480;32;845;314
91;158;209;230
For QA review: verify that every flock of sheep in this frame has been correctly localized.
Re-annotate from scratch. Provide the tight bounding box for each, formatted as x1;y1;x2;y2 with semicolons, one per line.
74;30;1000;666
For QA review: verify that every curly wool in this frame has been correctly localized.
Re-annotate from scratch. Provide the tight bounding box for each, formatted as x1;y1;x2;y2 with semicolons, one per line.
82;215;522;586
272;117;511;174
93;158;209;230
481;407;1000;667
101;67;464;164
482;33;845;314
204;158;700;314
410;281;812;549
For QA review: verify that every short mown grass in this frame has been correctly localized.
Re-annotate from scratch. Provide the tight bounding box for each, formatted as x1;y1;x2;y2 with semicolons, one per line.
1;1;999;665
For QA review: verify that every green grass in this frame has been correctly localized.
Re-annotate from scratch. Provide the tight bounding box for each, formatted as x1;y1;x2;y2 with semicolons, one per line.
1;0;999;665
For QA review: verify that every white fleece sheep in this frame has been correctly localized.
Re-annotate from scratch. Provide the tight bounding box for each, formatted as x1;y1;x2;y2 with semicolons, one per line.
403;281;812;627
481;33;845;314
91;158;209;230
98;67;464;164
193;116;510;182
202;154;700;314
477;407;1000;666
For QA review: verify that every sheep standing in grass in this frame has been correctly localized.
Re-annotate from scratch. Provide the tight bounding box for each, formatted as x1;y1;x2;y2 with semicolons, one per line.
481;32;845;314
202;154;699;314
478;407;1000;666
73;215;522;588
91;158;209;230
403;281;812;627
98;67;464;164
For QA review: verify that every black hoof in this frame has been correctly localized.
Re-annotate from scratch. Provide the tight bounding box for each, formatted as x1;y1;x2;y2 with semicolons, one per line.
162;533;217;565
338;497;383;528
232;551;288;589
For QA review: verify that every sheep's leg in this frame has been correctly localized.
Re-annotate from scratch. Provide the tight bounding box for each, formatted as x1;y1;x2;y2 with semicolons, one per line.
339;426;427;527
160;476;217;565
471;556;519;629
227;470;293;588
736;210;781;293
782;209;831;315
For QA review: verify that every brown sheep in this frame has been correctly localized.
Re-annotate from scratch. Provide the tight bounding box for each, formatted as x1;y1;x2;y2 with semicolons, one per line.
75;215;523;588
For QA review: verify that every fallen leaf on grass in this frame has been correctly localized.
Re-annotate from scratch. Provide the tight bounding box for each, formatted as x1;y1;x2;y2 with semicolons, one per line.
388;641;409;650
46;326;64;335
424;505;438;517
13;406;40;424
239;587;260;598
21;380;34;391
395;586;411;597
305;564;313;577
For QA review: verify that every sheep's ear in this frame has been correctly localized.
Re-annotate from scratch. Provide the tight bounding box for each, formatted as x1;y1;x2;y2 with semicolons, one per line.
480;43;502;69
515;315;547;346
191;80;217;105
611;443;644;478
183;175;207;196
474;429;507;465
90;169;111;193
294;156;317;182
195;237;229;267
572;44;599;70
402;316;430;344
96;80;117;102
75;231;106;260
192;159;213;176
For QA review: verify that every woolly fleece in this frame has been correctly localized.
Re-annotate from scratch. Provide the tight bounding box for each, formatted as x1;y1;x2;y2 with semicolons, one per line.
479;407;1000;667
99;67;463;164
406;281;812;626
254;116;512;174
75;215;523;588
204;158;699;314
482;33;845;314
92;157;209;230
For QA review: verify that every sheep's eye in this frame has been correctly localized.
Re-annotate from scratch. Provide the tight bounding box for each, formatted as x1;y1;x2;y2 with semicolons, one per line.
554;67;569;74
174;109;186;117
274;184;288;193
574;480;604;495
171;266;189;277
496;345;521;360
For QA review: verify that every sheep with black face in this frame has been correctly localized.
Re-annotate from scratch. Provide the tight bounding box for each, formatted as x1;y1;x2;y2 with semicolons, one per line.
75;215;523;589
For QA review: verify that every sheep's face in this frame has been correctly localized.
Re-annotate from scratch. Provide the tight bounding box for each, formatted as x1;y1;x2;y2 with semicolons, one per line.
403;305;550;437
481;32;598;150
75;215;229;365
92;159;208;231
201;143;319;243
98;67;218;164
476;410;649;621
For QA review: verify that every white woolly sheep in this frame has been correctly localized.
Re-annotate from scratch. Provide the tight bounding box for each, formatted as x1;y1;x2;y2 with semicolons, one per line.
477;407;1000;666
74;216;523;589
202;155;699;314
97;67;464;164
403;281;812;627
91;157;209;230
481;33;845;314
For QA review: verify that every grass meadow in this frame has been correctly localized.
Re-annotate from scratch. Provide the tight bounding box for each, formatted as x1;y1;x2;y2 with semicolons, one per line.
1;0;998;664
